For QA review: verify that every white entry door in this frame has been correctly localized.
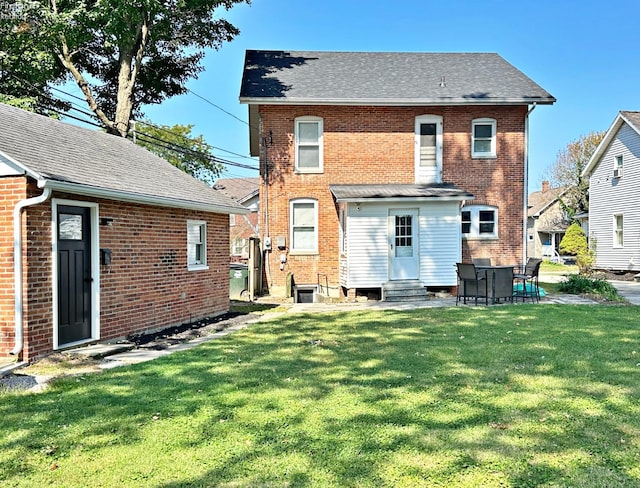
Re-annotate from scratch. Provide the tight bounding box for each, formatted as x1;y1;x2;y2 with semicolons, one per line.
389;209;419;280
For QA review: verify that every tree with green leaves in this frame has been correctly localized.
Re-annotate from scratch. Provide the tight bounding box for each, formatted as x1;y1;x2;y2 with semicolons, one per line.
1;0;249;136
546;131;605;220
134;121;223;185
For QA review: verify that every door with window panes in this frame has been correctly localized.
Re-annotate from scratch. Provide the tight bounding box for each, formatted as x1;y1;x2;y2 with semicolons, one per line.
389;209;419;280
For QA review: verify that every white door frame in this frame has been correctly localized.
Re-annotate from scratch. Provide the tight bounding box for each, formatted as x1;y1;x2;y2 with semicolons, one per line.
389;208;420;280
52;198;101;349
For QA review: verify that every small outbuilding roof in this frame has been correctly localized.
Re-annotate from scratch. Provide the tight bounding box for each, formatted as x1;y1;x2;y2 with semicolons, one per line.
0;103;248;214
330;183;473;202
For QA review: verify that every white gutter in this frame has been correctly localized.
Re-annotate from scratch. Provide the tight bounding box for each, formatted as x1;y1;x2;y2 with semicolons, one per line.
39;180;249;215
239;98;556;107
11;187;53;355
523;103;537;265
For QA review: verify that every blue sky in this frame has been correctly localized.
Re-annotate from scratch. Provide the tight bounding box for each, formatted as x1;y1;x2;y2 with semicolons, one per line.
143;0;639;192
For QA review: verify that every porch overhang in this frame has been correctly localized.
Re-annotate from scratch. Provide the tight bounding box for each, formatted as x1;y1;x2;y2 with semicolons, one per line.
330;183;474;203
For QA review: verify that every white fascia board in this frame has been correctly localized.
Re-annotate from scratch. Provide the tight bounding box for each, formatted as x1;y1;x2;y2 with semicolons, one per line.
335;196;474;203
0;151;39;178
239;97;554;106
582;113;625;177
40;180;250;215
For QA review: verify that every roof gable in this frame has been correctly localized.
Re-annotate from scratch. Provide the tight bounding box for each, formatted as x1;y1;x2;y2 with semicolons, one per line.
583;110;640;177
240;50;556;106
0;103;247;214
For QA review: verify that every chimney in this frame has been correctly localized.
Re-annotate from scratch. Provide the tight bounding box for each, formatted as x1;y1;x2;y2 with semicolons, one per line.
542;180;549;193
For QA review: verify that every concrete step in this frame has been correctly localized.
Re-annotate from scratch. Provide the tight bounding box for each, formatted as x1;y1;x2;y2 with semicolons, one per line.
383;280;428;302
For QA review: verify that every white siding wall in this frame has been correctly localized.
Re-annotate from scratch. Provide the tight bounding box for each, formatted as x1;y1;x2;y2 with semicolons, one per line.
345;201;460;288
589;123;640;271
419;201;461;286
346;203;389;287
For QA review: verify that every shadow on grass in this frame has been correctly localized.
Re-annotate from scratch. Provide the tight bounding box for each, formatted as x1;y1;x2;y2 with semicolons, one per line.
1;305;639;486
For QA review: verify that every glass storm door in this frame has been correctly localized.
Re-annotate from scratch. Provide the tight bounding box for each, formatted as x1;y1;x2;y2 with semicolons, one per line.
389;209;419;280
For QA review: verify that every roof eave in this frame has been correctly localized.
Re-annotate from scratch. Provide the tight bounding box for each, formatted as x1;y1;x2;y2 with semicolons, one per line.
40;180;250;215
240;97;556;106
334;195;474;203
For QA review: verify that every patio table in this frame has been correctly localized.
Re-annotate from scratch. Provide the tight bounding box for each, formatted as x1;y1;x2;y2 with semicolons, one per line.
476;265;516;304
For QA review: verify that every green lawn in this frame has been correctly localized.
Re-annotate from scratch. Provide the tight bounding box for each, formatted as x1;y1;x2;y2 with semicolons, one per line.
2;305;640;487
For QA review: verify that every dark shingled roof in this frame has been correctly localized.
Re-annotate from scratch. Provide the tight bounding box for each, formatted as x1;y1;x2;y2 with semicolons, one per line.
0;103;246;214
330;184;473;201
240;50;555;105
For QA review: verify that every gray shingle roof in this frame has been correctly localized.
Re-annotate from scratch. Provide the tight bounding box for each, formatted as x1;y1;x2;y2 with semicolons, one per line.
330;183;473;201
0;103;246;214
621;111;640;132
240;50;555;105
213;177;259;203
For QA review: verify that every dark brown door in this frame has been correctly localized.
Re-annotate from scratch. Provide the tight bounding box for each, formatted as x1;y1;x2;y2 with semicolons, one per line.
57;205;92;345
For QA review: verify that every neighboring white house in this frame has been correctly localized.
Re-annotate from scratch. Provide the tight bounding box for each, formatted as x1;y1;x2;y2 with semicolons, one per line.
583;111;640;273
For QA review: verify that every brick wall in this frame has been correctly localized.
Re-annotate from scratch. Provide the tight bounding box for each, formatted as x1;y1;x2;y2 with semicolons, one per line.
0;182;230;362
0;177;27;359
258;105;526;295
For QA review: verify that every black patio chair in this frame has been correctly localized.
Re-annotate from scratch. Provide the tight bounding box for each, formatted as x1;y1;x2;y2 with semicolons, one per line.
514;258;542;302
472;257;492;267
456;262;488;306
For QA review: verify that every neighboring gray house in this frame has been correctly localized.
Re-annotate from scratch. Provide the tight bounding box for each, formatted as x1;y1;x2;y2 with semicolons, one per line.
583;111;640;272
526;181;569;261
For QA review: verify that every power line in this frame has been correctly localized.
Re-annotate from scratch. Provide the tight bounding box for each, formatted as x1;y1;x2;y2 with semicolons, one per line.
5;70;259;172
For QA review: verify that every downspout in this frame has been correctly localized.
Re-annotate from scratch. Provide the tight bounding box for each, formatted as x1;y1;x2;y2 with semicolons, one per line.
11;186;52;355
523;103;537;266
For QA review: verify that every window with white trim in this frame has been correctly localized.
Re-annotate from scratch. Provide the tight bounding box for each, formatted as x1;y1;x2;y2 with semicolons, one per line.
187;220;207;269
461;205;498;239
471;118;496;158
232;237;247;256
295;116;323;173
290;199;318;253
614;214;624;248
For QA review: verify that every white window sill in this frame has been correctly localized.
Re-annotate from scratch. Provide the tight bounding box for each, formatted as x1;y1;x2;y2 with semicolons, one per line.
462;236;499;241
187;264;210;272
288;251;319;256
471;154;497;159
294;169;323;174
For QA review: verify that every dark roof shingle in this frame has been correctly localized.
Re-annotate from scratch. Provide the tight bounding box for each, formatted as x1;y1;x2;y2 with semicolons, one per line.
240;50;555;105
0;103;246;214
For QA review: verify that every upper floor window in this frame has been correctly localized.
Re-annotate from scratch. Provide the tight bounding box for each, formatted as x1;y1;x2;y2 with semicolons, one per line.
614;155;623;178
290;198;318;253
461;205;498;239
614;214;624;247
187;220;207;270
472;118;496;158
414;114;443;184
295;116;323;173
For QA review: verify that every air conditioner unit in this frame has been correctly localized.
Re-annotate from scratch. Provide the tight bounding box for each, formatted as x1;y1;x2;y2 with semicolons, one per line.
613;167;623;178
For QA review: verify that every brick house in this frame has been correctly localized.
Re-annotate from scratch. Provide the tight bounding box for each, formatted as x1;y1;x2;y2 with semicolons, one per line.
213;177;259;262
239;50;555;300
0;104;248;362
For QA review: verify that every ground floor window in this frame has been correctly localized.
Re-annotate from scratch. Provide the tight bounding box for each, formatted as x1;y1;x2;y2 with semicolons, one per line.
290;199;318;253
461;205;498;239
187;220;207;270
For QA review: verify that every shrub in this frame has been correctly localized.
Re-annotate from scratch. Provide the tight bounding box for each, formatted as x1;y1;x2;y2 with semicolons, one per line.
560;223;588;256
560;223;594;273
558;274;622;301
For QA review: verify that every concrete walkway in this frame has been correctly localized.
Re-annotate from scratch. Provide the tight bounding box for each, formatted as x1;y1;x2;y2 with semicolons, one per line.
2;276;638;384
